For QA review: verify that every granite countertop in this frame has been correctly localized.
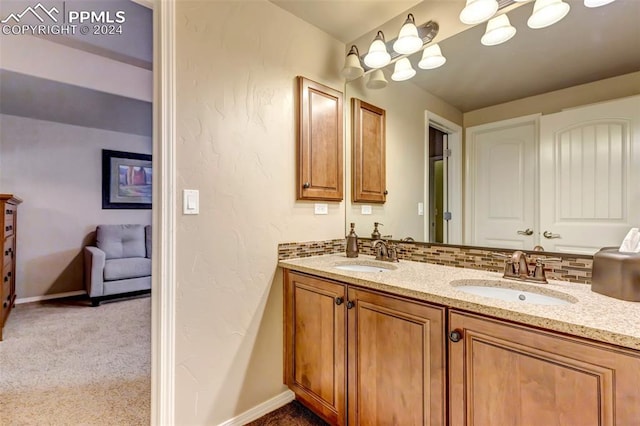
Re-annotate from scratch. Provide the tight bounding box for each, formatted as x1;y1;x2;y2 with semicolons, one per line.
279;254;640;351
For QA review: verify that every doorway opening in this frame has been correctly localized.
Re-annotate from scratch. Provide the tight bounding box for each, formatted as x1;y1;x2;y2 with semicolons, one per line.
428;126;447;243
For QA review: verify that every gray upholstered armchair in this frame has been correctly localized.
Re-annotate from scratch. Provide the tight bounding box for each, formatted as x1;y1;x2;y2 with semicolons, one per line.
84;224;152;306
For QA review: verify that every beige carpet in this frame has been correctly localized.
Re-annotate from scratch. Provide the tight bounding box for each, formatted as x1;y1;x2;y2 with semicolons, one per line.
0;296;151;425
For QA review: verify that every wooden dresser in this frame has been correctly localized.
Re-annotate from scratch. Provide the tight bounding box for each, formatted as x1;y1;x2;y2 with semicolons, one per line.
1;194;22;341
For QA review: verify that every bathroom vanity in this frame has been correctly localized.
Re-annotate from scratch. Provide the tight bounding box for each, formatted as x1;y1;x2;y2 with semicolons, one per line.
280;254;640;425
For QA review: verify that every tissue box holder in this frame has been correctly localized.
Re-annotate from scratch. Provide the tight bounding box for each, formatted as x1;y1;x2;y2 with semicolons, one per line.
592;247;640;302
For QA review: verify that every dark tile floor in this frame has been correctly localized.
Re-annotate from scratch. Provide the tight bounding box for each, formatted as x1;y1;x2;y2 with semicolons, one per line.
247;401;327;426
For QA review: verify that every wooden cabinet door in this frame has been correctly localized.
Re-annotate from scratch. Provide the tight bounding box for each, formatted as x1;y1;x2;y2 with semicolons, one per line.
297;77;344;201
449;310;640;426
347;287;446;425
284;271;347;425
352;99;386;203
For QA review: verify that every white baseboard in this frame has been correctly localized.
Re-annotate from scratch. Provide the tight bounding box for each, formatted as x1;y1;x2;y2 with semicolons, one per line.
218;390;295;426
15;290;87;305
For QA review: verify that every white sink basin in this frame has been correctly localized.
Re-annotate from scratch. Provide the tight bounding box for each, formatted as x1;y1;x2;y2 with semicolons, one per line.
450;279;577;306
334;263;396;273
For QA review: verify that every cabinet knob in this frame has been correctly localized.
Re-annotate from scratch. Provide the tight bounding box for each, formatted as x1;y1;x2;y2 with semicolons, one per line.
335;297;344;306
3;276;7;282
302;182;310;189
383;190;388;195
346;300;355;309
449;329;463;343
3;302;7;308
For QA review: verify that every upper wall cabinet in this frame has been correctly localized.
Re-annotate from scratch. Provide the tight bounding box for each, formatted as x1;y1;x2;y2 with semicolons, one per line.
352;99;386;203
297;77;343;201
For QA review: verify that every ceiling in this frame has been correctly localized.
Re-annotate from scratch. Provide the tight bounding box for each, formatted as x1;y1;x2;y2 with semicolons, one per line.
270;0;640;112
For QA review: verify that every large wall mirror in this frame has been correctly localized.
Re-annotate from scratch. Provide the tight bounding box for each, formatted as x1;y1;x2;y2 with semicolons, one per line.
344;0;640;255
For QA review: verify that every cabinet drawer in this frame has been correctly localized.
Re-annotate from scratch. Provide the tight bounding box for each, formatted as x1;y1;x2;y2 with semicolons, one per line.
3;236;14;267
2;265;11;315
3;263;13;294
4;204;16;238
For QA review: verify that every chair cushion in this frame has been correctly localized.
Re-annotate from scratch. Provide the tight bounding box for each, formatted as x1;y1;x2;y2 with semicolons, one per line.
97;224;146;259
104;258;152;281
145;225;152;259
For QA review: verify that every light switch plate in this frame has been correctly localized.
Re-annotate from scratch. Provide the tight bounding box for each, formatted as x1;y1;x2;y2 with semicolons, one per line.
418;202;424;216
183;189;199;215
361;205;372;215
314;203;328;215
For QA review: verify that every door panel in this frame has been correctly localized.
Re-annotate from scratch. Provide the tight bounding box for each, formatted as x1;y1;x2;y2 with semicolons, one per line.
348;288;445;426
449;310;640;426
467;118;537;249
539;96;640;253
284;271;346;425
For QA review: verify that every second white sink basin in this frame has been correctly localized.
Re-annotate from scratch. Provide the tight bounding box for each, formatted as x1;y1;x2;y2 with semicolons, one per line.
450;279;577;306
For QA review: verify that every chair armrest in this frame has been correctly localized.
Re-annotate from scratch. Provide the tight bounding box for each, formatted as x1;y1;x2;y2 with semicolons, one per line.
84;246;106;298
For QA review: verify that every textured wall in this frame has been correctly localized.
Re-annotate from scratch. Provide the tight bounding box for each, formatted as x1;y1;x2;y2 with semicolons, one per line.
175;1;345;423
345;76;462;242
0;114;152;299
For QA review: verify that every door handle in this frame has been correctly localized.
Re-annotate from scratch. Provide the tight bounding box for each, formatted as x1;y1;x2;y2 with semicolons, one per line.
517;228;534;236
543;231;561;239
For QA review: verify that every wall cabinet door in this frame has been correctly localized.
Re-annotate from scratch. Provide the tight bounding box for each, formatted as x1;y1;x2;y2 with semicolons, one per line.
352;99;386;203
347;287;446;426
449;310;640;426
284;271;346;425
297;77;344;201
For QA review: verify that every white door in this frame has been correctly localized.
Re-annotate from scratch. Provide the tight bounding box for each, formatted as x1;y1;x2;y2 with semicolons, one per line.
539;96;640;254
466;116;538;249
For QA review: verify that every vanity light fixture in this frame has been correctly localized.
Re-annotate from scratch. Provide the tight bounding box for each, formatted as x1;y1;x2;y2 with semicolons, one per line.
527;0;570;29
341;45;365;80
366;69;388;89
364;31;391;69
459;0;500;25
391;58;416;81
418;43;447;70
393;14;423;55
584;0;616;7
481;14;517;46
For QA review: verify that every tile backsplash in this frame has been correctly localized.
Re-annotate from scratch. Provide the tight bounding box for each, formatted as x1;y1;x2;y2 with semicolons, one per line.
278;238;593;285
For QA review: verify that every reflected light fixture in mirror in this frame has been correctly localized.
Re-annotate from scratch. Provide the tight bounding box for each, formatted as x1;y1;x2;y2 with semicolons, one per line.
481;14;517;46
393;14;423;55
364;31;391;69
584;0;616;7
341;45;364;80
366;69;388;89
459;0;500;24
418;44;447;70
527;0;571;29
391;58;416;81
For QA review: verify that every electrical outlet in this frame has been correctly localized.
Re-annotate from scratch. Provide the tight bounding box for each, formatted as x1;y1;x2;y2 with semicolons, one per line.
314;203;328;215
418;202;424;216
361;205;372;215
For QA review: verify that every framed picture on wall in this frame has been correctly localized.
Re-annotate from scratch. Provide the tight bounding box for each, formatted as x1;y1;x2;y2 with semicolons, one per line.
102;149;152;209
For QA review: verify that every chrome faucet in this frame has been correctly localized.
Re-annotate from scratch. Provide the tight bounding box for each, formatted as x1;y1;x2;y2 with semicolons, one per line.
493;251;560;284
372;240;399;262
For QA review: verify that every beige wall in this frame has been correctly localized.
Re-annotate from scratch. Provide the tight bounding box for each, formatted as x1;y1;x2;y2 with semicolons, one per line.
0;114;152;299
345;78;461;241
464;71;640;127
175;1;345;423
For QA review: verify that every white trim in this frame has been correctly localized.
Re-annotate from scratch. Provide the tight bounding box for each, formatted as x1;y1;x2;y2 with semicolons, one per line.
218;390;296;426
424;111;463;245
15;290;86;305
151;0;176;424
464;113;541;245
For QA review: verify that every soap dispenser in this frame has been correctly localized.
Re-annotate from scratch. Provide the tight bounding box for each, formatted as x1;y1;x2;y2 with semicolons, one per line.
346;222;359;258
371;222;383;240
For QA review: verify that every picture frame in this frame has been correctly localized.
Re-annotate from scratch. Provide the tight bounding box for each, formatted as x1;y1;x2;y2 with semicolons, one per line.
102;149;152;209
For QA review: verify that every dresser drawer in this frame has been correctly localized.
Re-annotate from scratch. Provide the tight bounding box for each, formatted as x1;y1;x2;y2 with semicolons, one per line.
4;204;16;238
2;263;11;313
3;236;14;267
